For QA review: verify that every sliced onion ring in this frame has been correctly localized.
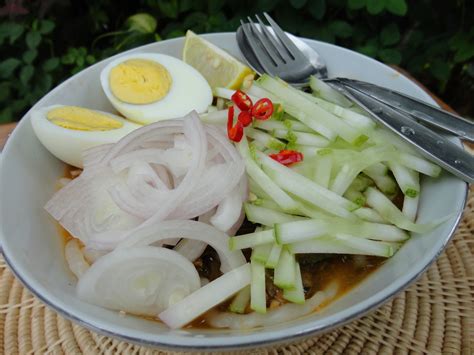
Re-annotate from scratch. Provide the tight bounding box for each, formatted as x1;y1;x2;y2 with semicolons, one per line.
117;220;246;273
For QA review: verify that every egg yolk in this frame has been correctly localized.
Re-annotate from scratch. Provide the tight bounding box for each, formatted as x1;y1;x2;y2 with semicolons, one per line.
47;106;123;131
109;59;172;104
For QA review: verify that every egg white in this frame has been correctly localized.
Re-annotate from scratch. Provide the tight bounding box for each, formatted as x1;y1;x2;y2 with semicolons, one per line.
100;53;213;124
31;105;141;168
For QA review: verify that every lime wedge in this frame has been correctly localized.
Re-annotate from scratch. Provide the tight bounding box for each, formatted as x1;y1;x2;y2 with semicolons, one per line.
183;30;254;89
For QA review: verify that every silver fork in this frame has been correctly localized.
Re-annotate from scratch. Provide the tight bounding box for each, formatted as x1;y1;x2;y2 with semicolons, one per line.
239;13;326;84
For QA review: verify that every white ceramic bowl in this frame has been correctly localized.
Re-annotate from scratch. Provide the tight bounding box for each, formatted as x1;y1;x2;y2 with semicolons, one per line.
0;33;468;351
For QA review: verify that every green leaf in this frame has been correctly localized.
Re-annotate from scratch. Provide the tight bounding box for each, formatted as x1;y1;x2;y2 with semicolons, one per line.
38;74;53;92
0;58;21;78
179;0;194;12
158;0;179;19
378;48;401;64
308;0;326;20
328;20;353;38
8;23;25;44
126;13;157;33
207;0;226;13
0;107;13;124
429;60;450;82
39;20;55;34
366;0;385;14
385;0;407;16
62;53;75;65
86;55;95;65
380;23;400;46
348;0;366;10
454;46;474;63
76;56;85;67
20;65;34;85
43;57;60;72
290;0;307;9
357;41;378;57
166;29;186;39
0;82;11;102
26;31;41;49
22;49;38;64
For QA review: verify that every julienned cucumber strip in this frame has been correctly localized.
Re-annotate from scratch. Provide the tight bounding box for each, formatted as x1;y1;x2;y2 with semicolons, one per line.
245;127;286;151
364;162;388;176
245;203;307;227
229;229;275;250
309;75;353;108
257;75;365;144
251;243;273;264
402;194;419;222
350;175;374;192
294;145;325;157
397;153;442;177
388;162;420;197
253;119;313;133
250;259;267;314
283;263;305;304
313;155;332;189
199;109;227;125
274;248;297;289
255;150;358;218
238;137;299;212
272;129;330;147
330;145;396;195
229;285;250;314
365;187;449;233
303;91;375;130
287;235;398;257
213;87;259;103
274;217;408;244
343;186;366;207
265;243;282;269
251;198;286;213
335;233;398;257
363;168;398;195
248;177;272;201
354;207;386;223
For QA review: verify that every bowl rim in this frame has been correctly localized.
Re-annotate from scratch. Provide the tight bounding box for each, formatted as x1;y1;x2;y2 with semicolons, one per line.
0;32;469;351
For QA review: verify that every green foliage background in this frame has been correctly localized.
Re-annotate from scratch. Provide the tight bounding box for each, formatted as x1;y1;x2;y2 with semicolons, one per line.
1;0;473;122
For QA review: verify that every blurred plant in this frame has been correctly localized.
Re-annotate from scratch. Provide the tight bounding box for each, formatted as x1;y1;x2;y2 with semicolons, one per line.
92;13;160;51
0;18;58;122
0;0;473;122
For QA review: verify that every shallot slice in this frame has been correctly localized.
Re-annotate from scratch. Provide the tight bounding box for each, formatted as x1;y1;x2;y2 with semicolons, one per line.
77;246;200;316
65;239;89;278
117;220;246;273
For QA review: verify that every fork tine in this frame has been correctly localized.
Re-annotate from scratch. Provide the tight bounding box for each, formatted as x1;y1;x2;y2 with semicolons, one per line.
246;17;284;65
263;12;305;59
255;14;292;63
239;20;277;72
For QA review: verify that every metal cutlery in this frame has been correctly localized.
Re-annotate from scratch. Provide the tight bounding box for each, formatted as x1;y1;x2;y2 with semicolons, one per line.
333;78;474;143
326;80;474;183
237;12;474;183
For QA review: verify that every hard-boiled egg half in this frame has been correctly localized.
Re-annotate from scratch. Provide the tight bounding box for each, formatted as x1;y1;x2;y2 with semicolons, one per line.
100;53;212;124
31;105;141;168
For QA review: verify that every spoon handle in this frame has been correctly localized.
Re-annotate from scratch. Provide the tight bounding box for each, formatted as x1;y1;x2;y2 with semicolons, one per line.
332;78;474;143
328;80;474;184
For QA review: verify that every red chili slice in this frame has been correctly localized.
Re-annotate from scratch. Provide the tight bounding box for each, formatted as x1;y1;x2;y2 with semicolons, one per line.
227;106;244;142
231;90;253;112
269;150;304;166
251;98;273;120
238;110;253;127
